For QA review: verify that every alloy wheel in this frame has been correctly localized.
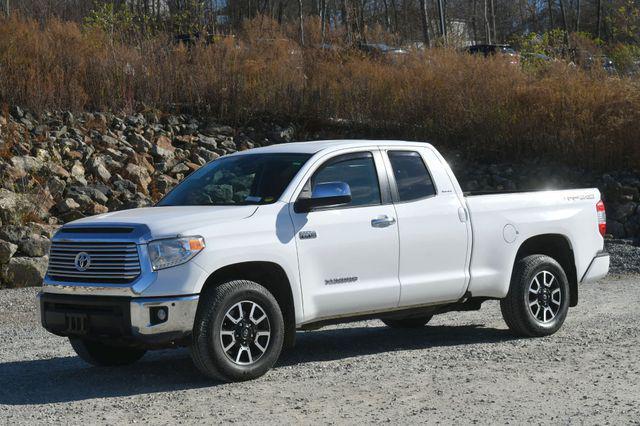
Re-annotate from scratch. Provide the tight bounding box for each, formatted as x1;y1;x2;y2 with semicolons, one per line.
527;270;562;324
220;300;271;365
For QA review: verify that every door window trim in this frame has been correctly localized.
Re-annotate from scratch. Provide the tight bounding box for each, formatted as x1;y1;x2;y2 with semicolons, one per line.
383;149;439;204
295;150;392;212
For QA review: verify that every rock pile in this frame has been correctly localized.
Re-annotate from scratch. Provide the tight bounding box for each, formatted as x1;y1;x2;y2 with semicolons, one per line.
450;156;640;240
0;107;638;287
0;108;296;287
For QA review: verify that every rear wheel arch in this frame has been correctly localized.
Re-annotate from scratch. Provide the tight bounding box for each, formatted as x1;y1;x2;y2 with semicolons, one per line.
199;261;296;349
512;234;578;307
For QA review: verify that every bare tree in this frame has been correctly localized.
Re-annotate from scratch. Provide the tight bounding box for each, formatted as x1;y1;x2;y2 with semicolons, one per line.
390;0;398;32
418;0;431;46
558;0;568;33
483;0;491;43
575;0;580;32
490;0;496;42
596;0;602;38
320;0;326;42
471;0;478;43
547;0;554;29
298;0;305;45
436;0;446;43
381;0;391;31
341;0;351;43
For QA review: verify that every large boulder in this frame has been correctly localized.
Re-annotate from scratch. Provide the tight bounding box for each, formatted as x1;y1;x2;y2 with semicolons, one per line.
606;220;626;239
155;174;178;194
56;198;81;213
10;155;44;174
0;189;27;224
608;202;637;223
128;133;152;152
0;224;31;244
0;189;52;225
70;161;87;185
18;234;51;257
624;214;640;238
88;157;112;183
0;240;17;264
197;135;218;150
125;163;152;194
151;144;175;161
195;147;220;162
218;139;237;153
2;256;48;288
0;223;58;244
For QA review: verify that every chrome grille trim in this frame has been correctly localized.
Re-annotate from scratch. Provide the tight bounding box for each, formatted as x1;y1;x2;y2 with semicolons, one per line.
47;242;141;283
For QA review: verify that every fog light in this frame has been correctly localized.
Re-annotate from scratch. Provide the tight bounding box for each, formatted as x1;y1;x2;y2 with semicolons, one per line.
157;307;167;321
150;306;168;325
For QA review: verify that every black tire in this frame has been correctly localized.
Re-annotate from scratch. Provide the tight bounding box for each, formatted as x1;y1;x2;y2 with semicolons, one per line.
69;338;146;367
382;315;433;328
501;254;570;337
190;280;284;382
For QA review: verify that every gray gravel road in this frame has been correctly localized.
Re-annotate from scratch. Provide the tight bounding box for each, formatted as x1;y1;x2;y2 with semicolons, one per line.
1;274;639;425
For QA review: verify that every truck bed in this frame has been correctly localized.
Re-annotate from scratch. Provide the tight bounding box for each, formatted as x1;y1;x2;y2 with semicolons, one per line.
463;188;603;299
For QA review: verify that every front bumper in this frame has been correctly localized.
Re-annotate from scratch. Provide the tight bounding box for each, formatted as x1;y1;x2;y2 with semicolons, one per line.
39;292;199;347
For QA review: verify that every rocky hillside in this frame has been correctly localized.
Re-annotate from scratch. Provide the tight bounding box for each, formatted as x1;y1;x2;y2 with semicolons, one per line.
0;107;639;287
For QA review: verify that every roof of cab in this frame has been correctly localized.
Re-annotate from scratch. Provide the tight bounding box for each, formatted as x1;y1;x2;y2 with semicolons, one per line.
230;139;434;155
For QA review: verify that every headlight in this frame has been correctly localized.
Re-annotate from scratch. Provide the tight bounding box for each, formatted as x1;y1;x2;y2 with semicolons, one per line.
148;236;205;271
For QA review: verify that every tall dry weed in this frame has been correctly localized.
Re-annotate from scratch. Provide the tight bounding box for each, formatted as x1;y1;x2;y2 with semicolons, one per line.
0;15;639;168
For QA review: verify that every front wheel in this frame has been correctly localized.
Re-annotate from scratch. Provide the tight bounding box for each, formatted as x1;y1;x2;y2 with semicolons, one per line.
69;338;146;366
501;254;570;337
190;280;284;382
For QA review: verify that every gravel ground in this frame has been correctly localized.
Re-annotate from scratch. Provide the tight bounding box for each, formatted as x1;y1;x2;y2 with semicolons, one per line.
606;239;640;274
1;273;639;425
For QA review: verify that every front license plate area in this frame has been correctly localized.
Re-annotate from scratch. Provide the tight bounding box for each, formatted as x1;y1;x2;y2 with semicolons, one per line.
65;313;88;335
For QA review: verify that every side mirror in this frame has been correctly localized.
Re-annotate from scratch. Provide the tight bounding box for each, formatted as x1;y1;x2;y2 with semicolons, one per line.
294;182;352;213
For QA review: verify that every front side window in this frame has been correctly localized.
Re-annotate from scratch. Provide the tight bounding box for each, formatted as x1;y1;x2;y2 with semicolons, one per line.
309;153;381;207
388;151;436;202
158;153;311;206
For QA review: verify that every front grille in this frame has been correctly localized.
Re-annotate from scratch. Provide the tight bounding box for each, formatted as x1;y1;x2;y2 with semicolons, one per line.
47;242;141;283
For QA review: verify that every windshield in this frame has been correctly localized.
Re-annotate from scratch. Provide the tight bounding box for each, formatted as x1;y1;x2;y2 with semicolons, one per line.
157;153;312;206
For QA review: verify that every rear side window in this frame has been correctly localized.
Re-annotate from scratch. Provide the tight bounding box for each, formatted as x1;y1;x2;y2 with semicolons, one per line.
311;153;381;207
388;151;436;202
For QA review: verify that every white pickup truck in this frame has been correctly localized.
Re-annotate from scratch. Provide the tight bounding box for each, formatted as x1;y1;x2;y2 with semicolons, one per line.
39;140;609;381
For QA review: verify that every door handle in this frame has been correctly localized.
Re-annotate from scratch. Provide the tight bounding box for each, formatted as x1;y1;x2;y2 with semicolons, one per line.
371;215;396;228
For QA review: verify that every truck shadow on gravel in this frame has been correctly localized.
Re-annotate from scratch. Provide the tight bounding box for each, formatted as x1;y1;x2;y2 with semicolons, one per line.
0;324;515;405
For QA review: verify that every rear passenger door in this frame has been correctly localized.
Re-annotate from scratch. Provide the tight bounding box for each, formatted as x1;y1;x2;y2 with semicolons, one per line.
382;148;470;306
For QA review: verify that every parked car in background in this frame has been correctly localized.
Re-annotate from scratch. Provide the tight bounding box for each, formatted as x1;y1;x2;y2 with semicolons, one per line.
580;53;617;74
602;57;617;74
521;52;554;62
520;52;558;69
358;43;408;60
467;44;520;65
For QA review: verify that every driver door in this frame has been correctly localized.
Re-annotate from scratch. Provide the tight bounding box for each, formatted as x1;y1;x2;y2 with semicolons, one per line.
290;150;400;322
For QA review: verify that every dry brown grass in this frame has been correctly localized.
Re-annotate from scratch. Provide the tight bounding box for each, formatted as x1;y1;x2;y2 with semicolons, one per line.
1;16;639;169
0;104;21;160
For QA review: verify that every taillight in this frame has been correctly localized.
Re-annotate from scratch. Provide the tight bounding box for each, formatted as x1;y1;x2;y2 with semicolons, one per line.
596;200;606;237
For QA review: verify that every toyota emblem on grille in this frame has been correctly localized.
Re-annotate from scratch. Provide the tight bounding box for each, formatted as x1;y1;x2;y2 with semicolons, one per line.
74;252;91;271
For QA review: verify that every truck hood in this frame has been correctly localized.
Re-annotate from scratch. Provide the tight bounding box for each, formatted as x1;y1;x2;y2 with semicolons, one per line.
68;205;259;237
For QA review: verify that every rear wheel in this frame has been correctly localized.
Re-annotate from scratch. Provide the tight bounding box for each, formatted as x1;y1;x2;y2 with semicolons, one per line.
501;255;570;337
190;280;284;382
69;338;146;367
382;315;433;328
